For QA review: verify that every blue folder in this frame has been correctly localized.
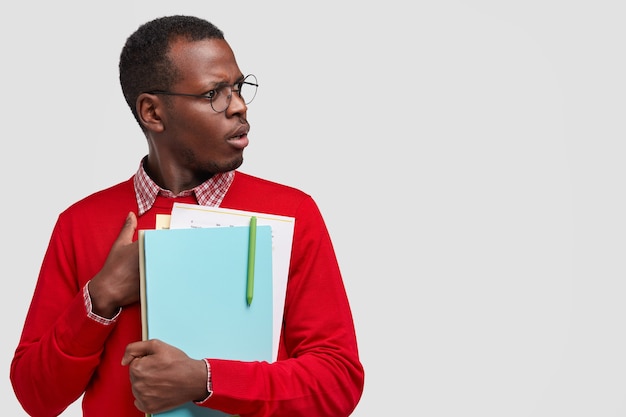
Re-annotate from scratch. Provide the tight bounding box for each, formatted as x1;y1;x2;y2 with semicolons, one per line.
140;226;273;417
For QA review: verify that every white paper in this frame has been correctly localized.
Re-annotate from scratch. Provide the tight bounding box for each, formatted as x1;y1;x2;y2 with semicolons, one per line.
169;202;295;361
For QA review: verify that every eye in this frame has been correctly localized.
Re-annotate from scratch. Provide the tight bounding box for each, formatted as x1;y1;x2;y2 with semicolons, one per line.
212;84;233;100
205;89;218;100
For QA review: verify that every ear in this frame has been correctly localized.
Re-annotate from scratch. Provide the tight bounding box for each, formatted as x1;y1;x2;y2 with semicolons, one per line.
136;93;165;133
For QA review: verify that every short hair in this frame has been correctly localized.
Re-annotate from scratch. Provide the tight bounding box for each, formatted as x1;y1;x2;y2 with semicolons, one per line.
119;15;225;128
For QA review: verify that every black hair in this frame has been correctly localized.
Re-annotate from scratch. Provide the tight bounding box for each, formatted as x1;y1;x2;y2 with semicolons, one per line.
119;15;225;128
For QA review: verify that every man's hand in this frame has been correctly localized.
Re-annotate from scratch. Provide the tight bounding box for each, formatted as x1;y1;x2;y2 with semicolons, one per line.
89;212;140;318
122;339;209;414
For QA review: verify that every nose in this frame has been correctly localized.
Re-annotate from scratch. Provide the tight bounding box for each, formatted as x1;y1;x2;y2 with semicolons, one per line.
226;91;247;115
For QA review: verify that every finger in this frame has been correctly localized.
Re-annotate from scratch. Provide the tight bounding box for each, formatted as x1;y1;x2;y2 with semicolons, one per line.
121;351;141;366
121;340;153;366
134;399;147;413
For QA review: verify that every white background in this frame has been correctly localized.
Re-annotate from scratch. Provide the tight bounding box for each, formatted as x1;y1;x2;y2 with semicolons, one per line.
2;1;626;416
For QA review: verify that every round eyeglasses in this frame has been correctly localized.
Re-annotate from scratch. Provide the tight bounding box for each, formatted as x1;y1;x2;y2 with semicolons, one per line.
144;74;258;113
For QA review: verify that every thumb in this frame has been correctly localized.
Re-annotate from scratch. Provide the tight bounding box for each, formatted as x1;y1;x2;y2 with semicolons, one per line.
116;212;137;245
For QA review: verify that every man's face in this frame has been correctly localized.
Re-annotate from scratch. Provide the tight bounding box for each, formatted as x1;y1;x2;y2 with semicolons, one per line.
154;38;251;178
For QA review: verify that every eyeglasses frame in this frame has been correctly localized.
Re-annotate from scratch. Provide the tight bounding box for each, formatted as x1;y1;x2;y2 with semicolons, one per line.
143;74;258;113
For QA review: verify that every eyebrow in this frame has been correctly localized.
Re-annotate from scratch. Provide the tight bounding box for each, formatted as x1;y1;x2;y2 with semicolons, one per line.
202;74;246;93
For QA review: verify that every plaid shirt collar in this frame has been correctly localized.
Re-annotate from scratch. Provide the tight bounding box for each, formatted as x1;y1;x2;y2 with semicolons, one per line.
133;158;234;216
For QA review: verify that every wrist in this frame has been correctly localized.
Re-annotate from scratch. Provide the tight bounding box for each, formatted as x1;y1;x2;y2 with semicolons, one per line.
87;280;120;319
194;359;213;403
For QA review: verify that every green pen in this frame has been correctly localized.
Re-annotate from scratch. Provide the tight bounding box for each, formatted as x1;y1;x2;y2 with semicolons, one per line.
246;216;257;306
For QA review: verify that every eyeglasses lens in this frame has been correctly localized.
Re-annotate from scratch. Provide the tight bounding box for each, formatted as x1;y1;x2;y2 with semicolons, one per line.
211;74;258;113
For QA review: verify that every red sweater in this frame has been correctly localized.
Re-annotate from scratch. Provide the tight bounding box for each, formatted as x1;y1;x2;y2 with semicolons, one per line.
11;171;364;417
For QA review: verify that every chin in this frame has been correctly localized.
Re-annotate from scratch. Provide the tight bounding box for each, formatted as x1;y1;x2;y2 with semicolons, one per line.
225;157;244;171
207;157;243;173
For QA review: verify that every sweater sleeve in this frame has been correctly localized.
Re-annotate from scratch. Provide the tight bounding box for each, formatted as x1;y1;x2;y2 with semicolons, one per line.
201;196;364;416
10;217;117;417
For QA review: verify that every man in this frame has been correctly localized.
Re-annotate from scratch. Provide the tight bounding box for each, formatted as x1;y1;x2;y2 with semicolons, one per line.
11;15;364;417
